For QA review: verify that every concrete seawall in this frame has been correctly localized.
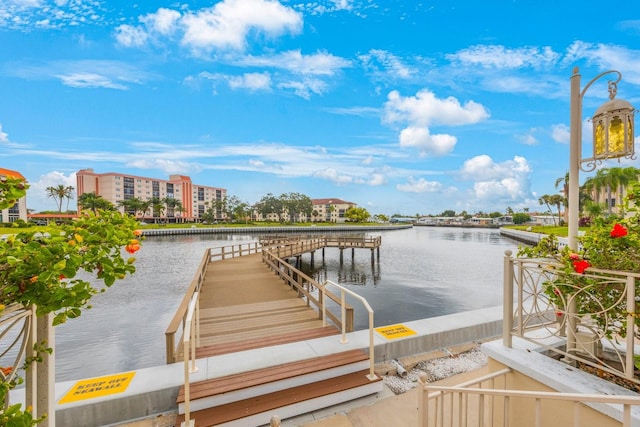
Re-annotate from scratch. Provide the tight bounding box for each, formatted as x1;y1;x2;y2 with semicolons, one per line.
141;224;412;236
499;227;569;248
14;306;503;426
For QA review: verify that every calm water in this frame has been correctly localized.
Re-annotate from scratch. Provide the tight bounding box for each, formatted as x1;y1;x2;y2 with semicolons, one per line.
54;227;518;381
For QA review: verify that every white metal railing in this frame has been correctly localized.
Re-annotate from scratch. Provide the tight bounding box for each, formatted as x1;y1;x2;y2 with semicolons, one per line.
419;368;511;427
322;280;376;381
180;291;200;427
420;369;640;427
503;249;640;386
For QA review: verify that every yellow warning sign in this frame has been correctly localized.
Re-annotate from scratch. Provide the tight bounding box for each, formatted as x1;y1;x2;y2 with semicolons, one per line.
375;324;417;340
59;372;135;404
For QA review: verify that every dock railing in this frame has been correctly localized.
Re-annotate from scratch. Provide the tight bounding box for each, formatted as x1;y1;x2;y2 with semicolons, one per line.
165;242;262;364
261;248;355;331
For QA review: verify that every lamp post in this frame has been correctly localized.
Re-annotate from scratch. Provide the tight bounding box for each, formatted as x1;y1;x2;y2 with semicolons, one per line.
567;66;635;251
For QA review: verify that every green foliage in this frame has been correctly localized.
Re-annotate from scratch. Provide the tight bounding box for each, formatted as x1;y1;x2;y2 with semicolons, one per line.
518;182;640;339
0;178;143;424
511;213;531;224
344;206;370;222
0;210;142;324
0;176;27;211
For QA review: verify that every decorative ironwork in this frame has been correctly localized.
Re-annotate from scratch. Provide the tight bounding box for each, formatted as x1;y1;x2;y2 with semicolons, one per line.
508;255;640;385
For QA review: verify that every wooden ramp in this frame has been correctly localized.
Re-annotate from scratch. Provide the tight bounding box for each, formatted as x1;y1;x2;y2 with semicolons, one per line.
175;249;382;426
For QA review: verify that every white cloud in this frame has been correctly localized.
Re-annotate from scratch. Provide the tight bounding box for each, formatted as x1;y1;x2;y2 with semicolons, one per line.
114;0;303;54
27;171;76;212
55;72;129;89
551;123;569;144
460;155;533;205
235;50;352;76
447;45;560;69
313;168;353;184
396;177;442;193
383;89;489;127
141;8;180;35
359;49;416;80
278;77;328;99
181;0;302;52
228;72;271;91
398;126;457;157
367;173;386;186
126;158;198;175
0;124;9;143
461;154;530;180
563;41;640;86
114;24;148;47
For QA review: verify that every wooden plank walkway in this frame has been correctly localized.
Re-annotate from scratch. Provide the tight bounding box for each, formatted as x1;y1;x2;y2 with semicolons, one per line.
192;253;337;356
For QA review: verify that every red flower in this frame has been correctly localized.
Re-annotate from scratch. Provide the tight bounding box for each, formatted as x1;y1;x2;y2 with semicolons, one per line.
553;288;561;296
610;223;628;238
572;259;591;274
569;253;580;261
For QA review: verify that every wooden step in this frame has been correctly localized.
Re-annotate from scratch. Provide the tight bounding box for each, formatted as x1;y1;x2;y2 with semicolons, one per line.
195;326;339;358
200;308;318;332
200;298;309;320
176;369;381;427
177;349;369;404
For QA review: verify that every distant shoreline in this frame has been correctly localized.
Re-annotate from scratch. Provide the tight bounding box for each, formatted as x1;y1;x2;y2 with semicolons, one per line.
140;224;413;236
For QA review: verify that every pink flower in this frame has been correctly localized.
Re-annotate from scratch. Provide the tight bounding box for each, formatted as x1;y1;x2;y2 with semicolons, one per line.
572;259;591;274
610;223;628;238
569;253;580;261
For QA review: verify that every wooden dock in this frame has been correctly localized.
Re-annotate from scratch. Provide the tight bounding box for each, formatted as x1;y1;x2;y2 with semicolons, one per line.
166;237;383;426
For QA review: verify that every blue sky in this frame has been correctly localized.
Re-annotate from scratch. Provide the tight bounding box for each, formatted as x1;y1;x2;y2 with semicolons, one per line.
1;0;639;215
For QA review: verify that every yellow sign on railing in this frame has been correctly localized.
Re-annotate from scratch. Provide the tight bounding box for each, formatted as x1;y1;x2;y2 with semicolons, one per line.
375;324;417;339
58;372;135;404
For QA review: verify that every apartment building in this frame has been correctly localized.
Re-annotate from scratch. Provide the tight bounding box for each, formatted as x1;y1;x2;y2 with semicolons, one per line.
76;169;226;221
0;167;28;223
310;198;356;223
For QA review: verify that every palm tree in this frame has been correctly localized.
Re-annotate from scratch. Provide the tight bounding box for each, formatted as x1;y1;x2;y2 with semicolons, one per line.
149;197;166;223
538;194;562;225
46;184;74;213
77;192;113;213
554;172;569;223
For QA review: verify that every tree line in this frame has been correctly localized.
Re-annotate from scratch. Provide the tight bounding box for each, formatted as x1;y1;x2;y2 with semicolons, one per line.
42;188;376;223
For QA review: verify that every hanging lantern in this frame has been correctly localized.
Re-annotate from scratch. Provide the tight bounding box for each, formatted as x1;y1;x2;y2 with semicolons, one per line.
591;81;635;161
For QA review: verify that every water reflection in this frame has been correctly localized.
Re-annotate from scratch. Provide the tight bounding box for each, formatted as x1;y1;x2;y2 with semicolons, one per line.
53;227;518;382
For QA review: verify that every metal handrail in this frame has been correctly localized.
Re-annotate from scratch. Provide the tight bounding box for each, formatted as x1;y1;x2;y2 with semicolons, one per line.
261;249;354;331
181;292;199;427
322;280;376;381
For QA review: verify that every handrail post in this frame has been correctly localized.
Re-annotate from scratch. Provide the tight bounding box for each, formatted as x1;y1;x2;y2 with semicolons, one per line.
340;289;347;343
503;249;514;348
625;274;635;380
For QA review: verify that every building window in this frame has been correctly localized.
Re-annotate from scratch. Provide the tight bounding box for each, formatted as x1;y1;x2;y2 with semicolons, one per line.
123;177;135;200
152;181;160;198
